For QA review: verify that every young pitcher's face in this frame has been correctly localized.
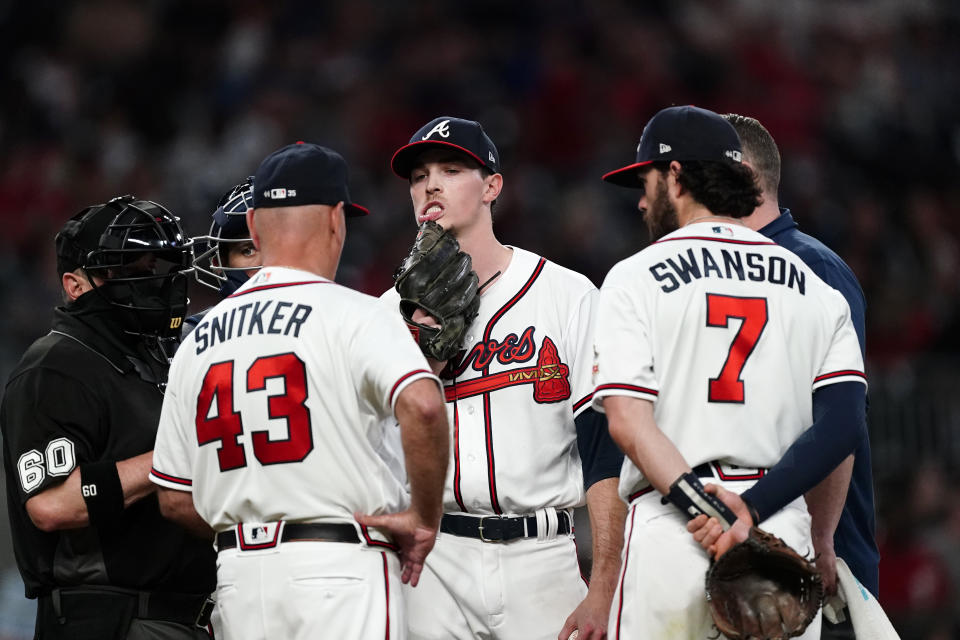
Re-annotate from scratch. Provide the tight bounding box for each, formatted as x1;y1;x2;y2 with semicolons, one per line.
409;149;495;235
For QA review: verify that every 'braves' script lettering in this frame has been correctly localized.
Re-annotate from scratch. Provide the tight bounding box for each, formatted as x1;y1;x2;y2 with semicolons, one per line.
451;326;537;376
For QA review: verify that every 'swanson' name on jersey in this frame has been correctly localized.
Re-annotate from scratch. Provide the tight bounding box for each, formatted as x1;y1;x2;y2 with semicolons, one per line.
650;247;806;294
194;301;313;354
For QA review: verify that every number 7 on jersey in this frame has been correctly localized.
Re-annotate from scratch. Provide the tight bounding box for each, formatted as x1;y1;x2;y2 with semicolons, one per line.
705;294;768;403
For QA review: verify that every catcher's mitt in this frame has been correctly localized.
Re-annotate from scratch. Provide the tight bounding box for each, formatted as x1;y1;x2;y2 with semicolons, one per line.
394;221;480;361
705;527;823;640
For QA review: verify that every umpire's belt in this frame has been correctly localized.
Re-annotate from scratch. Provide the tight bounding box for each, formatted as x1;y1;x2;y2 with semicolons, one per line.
216;522;360;551
41;586;214;628
441;511;572;543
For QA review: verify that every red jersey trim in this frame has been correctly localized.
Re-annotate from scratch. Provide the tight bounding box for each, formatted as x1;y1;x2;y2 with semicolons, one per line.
572;393;594;412
595;383;659;397
381;552;391;640
614;504;639;639
236;522;281;550
814;370;867;383
478;257;546;515
360;524;400;552
150;468;192;487
711;462;766;481
389;369;433;406
653;236;776;247
228;280;330;297
452;403;466;512
627;485;655;502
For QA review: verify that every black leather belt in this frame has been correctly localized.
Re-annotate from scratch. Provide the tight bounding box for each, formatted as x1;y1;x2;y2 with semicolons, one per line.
693;462;715;478
629;462;766;502
692;461;766;481
217;522;360;551
440;512;572;542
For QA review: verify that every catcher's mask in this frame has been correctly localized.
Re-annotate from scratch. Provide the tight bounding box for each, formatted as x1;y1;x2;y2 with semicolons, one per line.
192;177;260;296
56;195;193;341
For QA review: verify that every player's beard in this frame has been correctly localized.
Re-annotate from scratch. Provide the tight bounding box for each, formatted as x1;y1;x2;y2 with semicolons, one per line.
645;175;680;241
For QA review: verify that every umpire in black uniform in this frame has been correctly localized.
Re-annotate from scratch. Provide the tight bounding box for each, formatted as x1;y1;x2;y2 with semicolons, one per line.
1;196;217;639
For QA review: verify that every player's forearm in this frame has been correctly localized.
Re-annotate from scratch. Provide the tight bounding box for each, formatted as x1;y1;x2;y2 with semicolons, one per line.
584;477;626;597
805;454;853;546
117;451;158;507
604;396;691;494
396;380;450;527
25;468;88;531
157;487;215;540
403;418;449;526
26;451;158;532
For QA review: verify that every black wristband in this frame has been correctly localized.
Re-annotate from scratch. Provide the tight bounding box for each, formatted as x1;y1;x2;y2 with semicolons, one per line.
79;461;124;527
666;471;738;529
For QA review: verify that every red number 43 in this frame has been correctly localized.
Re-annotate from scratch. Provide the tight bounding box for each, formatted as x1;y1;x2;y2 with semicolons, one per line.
706;294;768;403
195;353;314;471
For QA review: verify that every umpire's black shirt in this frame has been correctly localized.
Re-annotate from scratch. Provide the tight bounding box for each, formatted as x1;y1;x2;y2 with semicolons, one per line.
1;294;216;598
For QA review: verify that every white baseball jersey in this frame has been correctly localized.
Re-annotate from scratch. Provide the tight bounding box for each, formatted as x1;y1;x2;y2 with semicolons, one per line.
592;221;866;502
151;266;440;531
383;247;597;516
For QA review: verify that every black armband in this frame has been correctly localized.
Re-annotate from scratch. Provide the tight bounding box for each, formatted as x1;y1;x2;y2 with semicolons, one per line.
575;408;624;490
667;472;738;529
80;461;124;527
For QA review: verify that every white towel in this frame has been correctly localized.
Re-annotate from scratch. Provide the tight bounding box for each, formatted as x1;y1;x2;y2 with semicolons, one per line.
822;558;900;639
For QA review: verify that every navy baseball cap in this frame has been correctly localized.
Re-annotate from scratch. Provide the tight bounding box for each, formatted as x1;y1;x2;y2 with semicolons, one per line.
391;117;500;179
602;105;744;188
253;142;369;216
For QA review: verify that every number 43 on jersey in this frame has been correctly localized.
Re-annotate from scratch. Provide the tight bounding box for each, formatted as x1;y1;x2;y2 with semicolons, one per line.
196;352;314;471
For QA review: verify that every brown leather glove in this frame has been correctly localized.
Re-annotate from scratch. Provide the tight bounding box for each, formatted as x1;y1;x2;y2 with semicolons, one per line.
705;527;824;639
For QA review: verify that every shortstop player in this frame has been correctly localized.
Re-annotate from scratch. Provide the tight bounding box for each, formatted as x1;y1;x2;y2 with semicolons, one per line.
593;106;868;639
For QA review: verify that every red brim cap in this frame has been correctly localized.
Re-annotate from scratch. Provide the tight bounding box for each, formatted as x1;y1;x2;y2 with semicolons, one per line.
601;161;655;188
391;117;501;179
344;202;369;217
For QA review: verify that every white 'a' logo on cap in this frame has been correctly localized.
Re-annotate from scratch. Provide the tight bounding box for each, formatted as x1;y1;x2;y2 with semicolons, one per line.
659;143;672;154
488;151;496;163
422;120;451;140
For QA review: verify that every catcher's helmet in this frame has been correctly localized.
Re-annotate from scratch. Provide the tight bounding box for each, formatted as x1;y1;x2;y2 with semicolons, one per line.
192;177;259;295
56;194;193;340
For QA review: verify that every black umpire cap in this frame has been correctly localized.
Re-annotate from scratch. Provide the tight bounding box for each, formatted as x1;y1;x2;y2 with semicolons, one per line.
253;142;369;216
391;117;500;179
602;105;744;188
55;206;118;276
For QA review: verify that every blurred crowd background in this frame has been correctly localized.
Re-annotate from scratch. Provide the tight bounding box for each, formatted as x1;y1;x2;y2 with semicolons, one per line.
1;1;958;638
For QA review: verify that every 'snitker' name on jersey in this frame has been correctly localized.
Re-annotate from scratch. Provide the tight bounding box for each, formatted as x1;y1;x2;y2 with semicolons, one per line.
193;300;313;354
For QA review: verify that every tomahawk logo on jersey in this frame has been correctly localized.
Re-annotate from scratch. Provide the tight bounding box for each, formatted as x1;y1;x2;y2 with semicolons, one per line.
383;247;597;516
592;221;866;502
